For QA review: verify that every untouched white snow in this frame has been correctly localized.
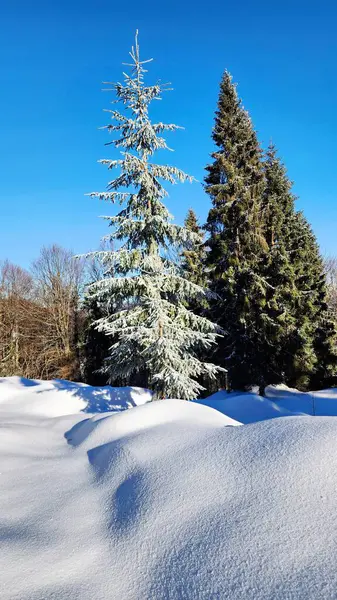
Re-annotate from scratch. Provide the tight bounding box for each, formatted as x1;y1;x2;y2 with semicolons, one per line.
1;376;337;599
0;376;152;417
265;383;337;416
195;389;297;423
197;384;337;423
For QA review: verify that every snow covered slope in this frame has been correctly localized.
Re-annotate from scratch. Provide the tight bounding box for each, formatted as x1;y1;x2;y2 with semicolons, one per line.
196;384;337;423
265;383;337;416
2;376;337;424
195;389;297;423
0;376;152;417
1;376;337;599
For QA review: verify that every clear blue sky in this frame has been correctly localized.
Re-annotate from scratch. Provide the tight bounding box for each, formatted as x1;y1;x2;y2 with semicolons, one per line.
1;0;336;268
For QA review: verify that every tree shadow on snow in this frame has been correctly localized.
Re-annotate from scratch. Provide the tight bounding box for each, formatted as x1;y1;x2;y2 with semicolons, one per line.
0;376;40;388
39;379;148;413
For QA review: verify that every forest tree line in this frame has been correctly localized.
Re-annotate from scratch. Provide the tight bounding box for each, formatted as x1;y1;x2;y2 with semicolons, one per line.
1;243;337;390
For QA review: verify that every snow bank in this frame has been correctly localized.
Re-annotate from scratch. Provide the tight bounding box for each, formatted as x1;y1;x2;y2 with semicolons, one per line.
196;384;337;423
1;377;337;598
265;384;337;416
65;397;240;450
0;376;151;418
195;389;298;423
2;376;336;424
85;413;337;599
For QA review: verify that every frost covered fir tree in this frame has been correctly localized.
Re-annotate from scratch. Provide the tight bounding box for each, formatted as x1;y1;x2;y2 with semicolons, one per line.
86;32;223;399
204;71;269;390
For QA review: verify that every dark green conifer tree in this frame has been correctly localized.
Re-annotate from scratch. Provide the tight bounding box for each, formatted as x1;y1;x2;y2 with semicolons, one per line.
81;295;111;386
181;208;206;287
262;145;336;390
287;212;337;389
258;144;299;388
204;71;269;390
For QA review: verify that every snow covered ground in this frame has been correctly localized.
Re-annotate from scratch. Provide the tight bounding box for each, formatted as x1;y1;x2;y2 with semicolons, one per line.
1;376;337;599
196;383;337;423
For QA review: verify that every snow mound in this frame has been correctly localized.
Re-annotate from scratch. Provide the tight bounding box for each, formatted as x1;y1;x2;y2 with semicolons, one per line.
2;376;337;424
2;377;337;598
65;397;240;449
0;376;151;418
195;389;300;423
84;413;337;600
197;384;337;423
265;384;337;416
1;377;337;599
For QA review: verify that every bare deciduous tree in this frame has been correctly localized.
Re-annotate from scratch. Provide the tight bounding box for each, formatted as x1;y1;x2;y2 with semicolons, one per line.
0;246;86;380
32;245;85;379
0;261;36;376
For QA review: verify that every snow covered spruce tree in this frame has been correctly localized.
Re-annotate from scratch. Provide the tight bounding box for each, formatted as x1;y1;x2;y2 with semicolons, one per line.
86;32;224;399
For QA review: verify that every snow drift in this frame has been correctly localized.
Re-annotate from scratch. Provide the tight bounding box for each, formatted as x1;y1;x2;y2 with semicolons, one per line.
0;376;151;417
197;384;337;423
1;377;337;599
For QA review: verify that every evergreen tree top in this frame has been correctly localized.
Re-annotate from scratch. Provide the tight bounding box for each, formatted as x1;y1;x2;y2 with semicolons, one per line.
210;70;259;152
205;68;266;263
99;30;182;161
184;208;201;234
87;31;196;260
265;143;295;197
263;143;297;247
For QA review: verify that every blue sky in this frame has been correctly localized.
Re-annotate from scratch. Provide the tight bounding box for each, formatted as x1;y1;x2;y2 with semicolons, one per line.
1;0;336;268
